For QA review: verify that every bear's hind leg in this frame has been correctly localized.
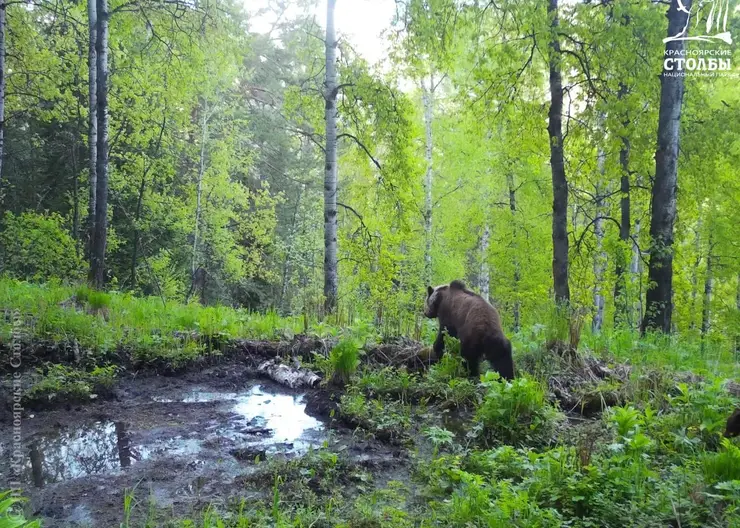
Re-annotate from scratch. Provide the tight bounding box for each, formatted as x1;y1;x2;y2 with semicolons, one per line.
460;342;481;379
486;336;514;380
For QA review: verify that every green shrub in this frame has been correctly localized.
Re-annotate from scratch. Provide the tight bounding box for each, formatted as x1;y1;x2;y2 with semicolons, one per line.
0;211;84;282
330;338;361;385
472;372;561;447
339;390;412;441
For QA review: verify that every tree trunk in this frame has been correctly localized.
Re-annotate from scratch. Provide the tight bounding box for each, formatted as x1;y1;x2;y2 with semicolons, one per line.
700;233;713;354
642;0;690;334
90;0;109;289
480;223;490;303
0;1;5;185
421;75;434;288
191;102;208;286
631;218;642;323
547;0;570;306
130;115;165;289
735;273;740;355
87;0;98;250
507;172;520;332
689;223;702;330
613;136;631;326
592;149;607;333
323;0;339;314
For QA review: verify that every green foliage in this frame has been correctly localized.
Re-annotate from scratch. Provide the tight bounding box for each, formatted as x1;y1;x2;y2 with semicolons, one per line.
25;364;116;405
0;211;84;282
702;439;740;484
0;491;41;528
329;338;362;385
339;390;412;441
472;373;562;447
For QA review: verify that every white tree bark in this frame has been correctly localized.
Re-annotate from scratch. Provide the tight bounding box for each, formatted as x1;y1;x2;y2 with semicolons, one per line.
421;75;434;287
90;0;109;288
87;0;97;244
507;172;520;332
323;0;339;314
592;145;607;333
480;223;490;303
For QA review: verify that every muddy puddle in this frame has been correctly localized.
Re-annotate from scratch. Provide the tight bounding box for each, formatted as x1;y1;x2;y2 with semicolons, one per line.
9;385;325;489
0;366;345;527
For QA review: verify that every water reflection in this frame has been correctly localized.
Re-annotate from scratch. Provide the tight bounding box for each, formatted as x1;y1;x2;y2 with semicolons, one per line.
231;386;323;445
15;385;326;487
25;421;127;487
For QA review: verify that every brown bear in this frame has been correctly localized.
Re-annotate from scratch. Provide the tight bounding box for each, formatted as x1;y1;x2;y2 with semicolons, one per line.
725;408;740;438
424;280;514;380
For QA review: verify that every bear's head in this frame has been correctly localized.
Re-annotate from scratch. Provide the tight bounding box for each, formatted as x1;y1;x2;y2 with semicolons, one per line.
424;284;448;318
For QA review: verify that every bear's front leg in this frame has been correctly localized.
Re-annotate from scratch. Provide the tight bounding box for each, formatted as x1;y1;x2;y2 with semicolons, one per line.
433;327;446;358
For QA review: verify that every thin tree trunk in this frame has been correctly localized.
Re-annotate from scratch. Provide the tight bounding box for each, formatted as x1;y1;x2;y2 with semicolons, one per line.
507;172;520;332
280;185;303;311
613;135;631;326
323;0;339;314
72;141;80;250
689;223;702;330
421;75;434;288
547;0;570;306
0;1;5;185
130;115;165;289
735;273;740;355
90;0;109;289
592;149;607;333
191;102;208;282
631;218;642;324
700;234;713;354
642;0;690;334
480;223;490;303
87;0;98;251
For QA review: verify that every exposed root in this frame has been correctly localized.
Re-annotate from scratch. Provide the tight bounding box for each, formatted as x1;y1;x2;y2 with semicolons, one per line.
548;355;632;416
364;337;436;371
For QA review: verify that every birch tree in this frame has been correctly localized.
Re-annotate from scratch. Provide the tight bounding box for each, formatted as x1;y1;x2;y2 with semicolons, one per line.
421;74;435;288
642;0;691;334
90;0;109;289
323;0;338;314
87;0;97;247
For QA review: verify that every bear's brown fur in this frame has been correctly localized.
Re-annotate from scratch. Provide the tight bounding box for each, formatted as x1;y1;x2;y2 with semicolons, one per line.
424;280;514;380
725;408;740;438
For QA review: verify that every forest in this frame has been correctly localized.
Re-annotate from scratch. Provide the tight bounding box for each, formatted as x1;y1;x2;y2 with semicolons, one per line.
0;0;739;526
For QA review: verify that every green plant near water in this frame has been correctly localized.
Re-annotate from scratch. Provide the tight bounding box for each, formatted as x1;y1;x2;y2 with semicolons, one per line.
24;364;117;405
329;338;361;385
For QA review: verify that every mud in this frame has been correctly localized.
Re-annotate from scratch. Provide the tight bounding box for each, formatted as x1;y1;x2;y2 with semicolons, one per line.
0;362;403;527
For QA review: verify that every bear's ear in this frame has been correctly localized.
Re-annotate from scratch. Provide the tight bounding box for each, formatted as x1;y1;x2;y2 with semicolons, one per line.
427;285;434;296
450;280;465;290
